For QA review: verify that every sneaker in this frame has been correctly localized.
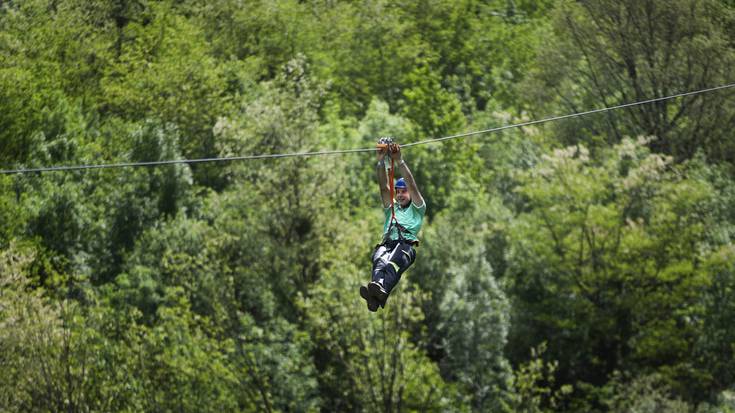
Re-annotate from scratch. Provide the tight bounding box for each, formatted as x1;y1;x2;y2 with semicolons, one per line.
368;281;389;306
360;285;379;312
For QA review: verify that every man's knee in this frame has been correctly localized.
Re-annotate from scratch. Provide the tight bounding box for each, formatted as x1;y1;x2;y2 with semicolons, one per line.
371;246;386;262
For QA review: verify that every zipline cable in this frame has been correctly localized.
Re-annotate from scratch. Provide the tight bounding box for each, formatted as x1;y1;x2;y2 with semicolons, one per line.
2;82;734;175
402;82;735;148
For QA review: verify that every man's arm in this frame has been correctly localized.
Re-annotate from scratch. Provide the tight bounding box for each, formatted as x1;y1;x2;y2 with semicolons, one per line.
377;147;392;208
390;144;425;208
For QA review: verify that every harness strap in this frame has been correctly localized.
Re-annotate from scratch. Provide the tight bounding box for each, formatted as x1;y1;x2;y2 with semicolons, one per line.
377;137;411;245
384;156;408;243
388;157;396;222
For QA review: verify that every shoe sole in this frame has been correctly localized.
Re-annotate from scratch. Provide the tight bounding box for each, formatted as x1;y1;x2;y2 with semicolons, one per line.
360;285;379;312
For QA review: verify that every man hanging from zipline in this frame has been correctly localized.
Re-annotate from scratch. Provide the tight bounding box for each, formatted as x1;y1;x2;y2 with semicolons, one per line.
360;137;426;312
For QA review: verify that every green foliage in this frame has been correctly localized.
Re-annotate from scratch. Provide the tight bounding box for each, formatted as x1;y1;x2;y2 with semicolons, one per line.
303;267;462;412
513;343;573;413
522;0;735;163
117;212;230;323
100;1;232;158
410;180;516;410
401;61;465;139
25;177;89;274
696;245;735;398
3;1;735;411
235;314;321;412
0;0;110;165
0;243;61;411
212;56;336;320
70;120;196;284
438;256;514;412
601;372;689;413
135;292;240;412
507;137;725;405
0;177;25;247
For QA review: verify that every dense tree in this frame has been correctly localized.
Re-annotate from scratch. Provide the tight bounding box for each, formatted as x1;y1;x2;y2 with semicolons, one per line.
412;180;515;410
304;270;461;412
697;246;735;398
3;1;735;411
0;243;61;411
212;56;335;320
506;138;729;407
522;0;735;163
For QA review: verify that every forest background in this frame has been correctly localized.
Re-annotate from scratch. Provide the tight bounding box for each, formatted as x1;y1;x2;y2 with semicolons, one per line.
2;0;735;411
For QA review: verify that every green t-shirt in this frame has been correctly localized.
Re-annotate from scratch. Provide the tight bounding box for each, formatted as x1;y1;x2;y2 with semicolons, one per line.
382;201;427;242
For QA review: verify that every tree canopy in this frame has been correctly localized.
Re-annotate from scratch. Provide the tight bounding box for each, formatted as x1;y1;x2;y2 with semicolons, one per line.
2;0;735;411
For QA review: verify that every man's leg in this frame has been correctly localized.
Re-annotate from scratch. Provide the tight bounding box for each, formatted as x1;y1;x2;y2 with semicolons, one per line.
380;243;416;294
369;243;416;306
361;245;388;312
370;244;390;286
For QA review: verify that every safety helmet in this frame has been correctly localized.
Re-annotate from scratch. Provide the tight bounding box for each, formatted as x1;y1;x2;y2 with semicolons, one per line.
395;178;407;189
